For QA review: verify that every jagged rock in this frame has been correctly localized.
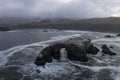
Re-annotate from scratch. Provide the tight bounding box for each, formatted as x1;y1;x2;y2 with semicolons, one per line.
34;44;66;66
50;43;66;60
65;43;88;62
86;44;99;55
34;43;89;66
101;44;116;56
34;37;99;66
34;46;53;66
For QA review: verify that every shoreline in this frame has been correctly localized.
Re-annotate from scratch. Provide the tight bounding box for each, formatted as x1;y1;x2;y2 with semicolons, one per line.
0;26;118;33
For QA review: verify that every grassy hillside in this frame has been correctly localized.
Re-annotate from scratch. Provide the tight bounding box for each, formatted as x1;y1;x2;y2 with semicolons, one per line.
1;17;120;32
15;17;120;32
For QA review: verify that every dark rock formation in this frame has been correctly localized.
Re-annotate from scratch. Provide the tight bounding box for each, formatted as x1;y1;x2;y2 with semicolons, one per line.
101;44;116;56
34;46;53;66
66;43;88;62
34;43;90;66
36;69;41;73
34;37;99;66
50;43;66;60
86;44;99;55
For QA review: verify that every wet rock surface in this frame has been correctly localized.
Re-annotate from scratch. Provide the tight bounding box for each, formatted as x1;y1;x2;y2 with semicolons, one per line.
86;44;99;55
101;44;117;56
34;37;100;66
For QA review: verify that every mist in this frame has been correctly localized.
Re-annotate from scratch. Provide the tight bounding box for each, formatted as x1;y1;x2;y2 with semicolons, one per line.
0;0;120;19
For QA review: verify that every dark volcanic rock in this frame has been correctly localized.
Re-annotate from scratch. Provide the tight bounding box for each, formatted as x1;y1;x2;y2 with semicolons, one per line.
101;44;116;56
50;43;66;60
86;44;99;55
34;37;99;66
34;46;53;66
66;43;88;62
34;43;90;66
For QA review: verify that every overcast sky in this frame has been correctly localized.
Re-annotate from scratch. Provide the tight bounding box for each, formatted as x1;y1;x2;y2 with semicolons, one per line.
0;0;120;19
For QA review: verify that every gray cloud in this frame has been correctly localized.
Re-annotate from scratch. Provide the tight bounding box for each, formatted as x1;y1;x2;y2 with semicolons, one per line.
0;0;120;18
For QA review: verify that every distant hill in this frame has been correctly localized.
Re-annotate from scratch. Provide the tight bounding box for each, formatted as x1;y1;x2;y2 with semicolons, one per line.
14;17;120;32
0;17;42;31
1;17;120;32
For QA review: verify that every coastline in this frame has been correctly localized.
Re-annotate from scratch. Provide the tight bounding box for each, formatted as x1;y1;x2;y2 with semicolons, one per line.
0;25;119;33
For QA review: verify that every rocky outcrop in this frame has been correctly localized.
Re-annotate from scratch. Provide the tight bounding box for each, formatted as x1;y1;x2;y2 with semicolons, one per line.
34;37;99;66
66;43;88;61
86;44;99;55
101;44;116;56
34;46;53;66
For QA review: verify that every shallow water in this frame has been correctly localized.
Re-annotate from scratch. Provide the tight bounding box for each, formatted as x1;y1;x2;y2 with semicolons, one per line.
0;29;120;80
0;29;74;50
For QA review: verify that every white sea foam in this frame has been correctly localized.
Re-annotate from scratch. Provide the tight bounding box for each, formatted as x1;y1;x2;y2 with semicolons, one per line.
64;30;112;35
92;37;120;42
92;37;120;47
64;30;93;33
39;63;67;75
69;60;120;72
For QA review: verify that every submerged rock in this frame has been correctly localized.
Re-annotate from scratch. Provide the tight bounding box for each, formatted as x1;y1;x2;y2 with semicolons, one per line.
34;37;99;66
104;35;114;38
101;44;117;56
109;46;114;49
116;33;120;37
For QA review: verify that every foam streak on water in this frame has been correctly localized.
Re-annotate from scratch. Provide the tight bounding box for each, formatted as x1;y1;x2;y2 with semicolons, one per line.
69;60;120;71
